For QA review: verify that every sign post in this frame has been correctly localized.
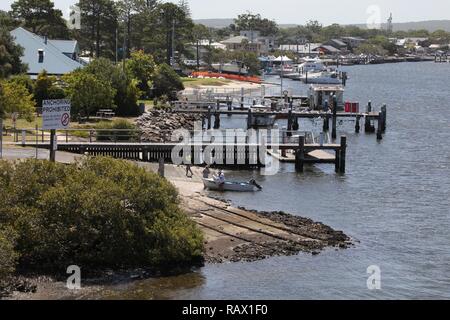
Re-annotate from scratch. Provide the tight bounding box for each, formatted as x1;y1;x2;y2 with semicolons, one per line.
42;99;71;162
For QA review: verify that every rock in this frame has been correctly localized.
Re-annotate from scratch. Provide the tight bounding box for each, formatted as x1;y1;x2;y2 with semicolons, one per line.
136;109;202;143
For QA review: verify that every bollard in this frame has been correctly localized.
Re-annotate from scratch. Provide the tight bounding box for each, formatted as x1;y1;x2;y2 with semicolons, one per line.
158;158;165;177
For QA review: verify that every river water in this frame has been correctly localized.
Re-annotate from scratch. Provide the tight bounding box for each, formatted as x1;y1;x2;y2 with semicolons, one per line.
99;62;450;300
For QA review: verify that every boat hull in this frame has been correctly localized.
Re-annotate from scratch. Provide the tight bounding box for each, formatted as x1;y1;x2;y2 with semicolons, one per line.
203;179;259;192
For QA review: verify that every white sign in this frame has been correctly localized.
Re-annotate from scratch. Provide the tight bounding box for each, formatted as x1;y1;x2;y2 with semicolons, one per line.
42;99;71;130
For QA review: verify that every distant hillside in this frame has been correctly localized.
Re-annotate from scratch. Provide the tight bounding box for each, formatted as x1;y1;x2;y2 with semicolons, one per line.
195;18;450;32
351;20;450;32
194;18;297;29
194;19;234;28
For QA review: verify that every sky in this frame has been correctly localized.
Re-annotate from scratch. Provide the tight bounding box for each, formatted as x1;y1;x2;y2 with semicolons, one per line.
1;0;449;25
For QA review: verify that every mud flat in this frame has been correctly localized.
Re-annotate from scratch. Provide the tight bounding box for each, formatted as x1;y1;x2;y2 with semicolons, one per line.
179;187;352;264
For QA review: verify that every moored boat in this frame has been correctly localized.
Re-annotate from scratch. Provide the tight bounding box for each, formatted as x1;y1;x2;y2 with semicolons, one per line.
203;178;262;192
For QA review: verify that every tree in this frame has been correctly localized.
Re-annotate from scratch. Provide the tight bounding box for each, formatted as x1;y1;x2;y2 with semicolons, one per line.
63;71;116;118
0;10;20;31
117;0;143;58
354;43;387;56
178;0;191;17
152;63;184;99
192;24;211;69
151;2;194;65
0;79;35;121
234;12;278;36
0;158;203;272
0;29;27;78
126;50;156;97
78;0;119;59
306;20;322;34
84;58;141;116
33;71;66;109
10;0;69;39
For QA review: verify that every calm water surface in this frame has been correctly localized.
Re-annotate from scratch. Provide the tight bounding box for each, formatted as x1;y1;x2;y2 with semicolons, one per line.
101;62;450;300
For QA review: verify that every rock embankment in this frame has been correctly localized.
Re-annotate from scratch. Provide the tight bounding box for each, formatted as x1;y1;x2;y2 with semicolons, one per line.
136;110;201;142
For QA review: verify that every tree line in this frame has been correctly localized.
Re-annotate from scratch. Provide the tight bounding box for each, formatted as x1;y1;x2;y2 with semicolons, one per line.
0;0;189;121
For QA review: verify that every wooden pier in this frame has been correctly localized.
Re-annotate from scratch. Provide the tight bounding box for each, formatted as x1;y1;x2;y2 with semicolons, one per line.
20;137;348;173
173;103;387;140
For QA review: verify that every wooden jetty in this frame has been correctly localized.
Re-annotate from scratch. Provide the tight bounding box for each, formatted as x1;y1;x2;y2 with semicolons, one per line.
20;137;348;173
173;101;387;140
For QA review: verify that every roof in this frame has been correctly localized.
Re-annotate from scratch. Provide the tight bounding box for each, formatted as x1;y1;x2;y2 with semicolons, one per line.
329;39;347;47
47;39;79;54
10;27;83;76
221;36;250;44
279;44;321;53
319;45;341;53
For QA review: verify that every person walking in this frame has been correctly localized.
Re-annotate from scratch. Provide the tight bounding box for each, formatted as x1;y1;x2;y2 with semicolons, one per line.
185;153;193;178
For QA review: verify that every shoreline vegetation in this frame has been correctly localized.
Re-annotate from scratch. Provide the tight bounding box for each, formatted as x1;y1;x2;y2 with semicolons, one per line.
0;154;352;299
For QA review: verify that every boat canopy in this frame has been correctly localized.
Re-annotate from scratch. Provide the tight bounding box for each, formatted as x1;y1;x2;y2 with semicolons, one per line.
273;56;292;62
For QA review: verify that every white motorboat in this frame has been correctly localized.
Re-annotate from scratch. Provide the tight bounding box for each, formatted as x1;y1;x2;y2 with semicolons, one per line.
203;178;262;192
300;71;342;84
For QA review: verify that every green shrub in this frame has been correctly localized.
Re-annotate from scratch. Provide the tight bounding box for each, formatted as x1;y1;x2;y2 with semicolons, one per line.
0;228;18;279
95;119;138;142
0;158;204;272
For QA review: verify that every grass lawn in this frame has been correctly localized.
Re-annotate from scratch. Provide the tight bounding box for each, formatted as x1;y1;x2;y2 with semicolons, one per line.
181;77;231;88
2;117;42;130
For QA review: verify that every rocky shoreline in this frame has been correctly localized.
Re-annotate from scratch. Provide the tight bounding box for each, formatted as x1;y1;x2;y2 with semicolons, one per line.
136;110;201;142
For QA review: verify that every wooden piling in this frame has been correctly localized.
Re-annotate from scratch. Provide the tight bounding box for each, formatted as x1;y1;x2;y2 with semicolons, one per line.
339;136;347;173
213;112;220;129
295;135;305;172
332;96;337;139
355;115;360;133
381;104;387;132
365;101;374;133
377;112;383;140
287;110;293;137
207;107;212;129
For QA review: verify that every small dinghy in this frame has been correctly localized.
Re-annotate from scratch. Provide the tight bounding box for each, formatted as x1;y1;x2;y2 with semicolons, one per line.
203;178;262;192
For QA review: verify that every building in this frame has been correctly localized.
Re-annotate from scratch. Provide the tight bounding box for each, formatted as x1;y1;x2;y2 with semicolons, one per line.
324;39;348;51
10;27;83;78
221;35;262;53
240;31;276;54
278;43;321;57
318;45;341;55
396;37;429;47
341;37;366;49
221;31;276;55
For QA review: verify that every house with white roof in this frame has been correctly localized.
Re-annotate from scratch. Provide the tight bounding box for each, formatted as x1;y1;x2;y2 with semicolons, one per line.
10;27;84;78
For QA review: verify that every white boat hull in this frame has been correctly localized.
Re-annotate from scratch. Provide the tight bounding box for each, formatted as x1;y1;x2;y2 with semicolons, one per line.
203;179;260;192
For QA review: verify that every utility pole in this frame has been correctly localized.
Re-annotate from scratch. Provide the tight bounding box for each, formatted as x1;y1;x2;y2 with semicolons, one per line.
49;129;56;162
115;28;118;64
123;20;127;73
280;52;284;97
